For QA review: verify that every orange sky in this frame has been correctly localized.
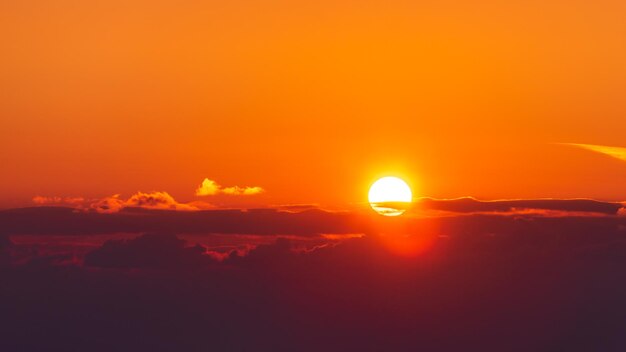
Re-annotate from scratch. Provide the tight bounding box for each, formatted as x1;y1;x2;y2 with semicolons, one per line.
2;0;626;208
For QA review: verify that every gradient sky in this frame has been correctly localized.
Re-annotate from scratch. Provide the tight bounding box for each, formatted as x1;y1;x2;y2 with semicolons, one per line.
2;0;626;208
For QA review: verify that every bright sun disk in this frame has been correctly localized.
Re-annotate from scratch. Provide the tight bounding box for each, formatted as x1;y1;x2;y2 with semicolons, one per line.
368;176;412;216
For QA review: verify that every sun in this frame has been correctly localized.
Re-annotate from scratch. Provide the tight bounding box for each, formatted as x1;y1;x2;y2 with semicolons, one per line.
368;176;413;216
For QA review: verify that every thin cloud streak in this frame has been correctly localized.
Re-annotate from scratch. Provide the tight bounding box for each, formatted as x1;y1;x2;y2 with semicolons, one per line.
562;143;626;162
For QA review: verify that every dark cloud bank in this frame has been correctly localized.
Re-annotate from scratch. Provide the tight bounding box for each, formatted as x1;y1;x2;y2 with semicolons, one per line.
1;198;626;351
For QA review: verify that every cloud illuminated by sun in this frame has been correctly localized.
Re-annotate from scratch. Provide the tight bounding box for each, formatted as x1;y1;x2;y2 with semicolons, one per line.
195;178;264;196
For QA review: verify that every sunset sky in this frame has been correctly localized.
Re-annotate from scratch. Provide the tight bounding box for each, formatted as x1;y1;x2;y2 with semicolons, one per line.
3;0;626;209
4;2;626;351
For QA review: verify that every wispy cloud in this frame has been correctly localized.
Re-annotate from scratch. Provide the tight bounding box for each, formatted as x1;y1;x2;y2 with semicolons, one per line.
32;196;85;205
562;143;626;162
195;178;264;196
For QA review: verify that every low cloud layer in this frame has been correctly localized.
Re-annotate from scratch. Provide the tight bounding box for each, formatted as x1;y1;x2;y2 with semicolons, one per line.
6;198;626;238
3;222;626;351
4;198;626;351
195;178;264;196
414;197;623;216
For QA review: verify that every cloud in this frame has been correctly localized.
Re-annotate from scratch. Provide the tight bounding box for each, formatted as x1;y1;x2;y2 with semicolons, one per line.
0;207;358;236
227;238;297;266
185;200;217;210
90;194;125;213
6;198;626;241
195;178;220;196
125;192;198;211
33;191;207;214
31;179;263;214
222;186;264;195
195;178;264;196
4;232;626;352
91;192;198;213
32;196;85;206
561;143;626;162
414;197;623;216
5;206;626;351
84;233;214;269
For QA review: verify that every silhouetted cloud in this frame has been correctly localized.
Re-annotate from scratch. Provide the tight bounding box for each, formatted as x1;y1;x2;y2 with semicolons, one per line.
3;203;626;351
8;198;626;237
84;233;214;269
227;237;297;266
413;197;622;216
562;143;626;162
195;178;264;196
274;204;320;212
0;207;359;236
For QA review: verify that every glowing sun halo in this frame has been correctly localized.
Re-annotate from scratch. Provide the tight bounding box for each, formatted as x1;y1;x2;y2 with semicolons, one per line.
368;176;413;216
